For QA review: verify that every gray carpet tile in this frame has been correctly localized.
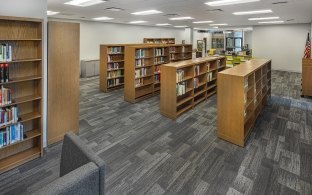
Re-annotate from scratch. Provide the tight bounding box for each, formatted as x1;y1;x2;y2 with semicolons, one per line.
0;70;311;195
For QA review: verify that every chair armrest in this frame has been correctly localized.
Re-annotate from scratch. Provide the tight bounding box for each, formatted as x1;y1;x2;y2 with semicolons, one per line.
31;162;99;195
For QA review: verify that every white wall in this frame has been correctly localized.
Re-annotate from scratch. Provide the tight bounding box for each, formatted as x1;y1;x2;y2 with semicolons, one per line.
244;31;253;49
49;19;189;60
0;0;48;146
252;24;310;72
193;31;212;52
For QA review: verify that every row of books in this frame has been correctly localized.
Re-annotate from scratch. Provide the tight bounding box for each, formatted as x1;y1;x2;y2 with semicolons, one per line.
155;48;166;56
107;62;122;70
107;70;123;79
176;82;187;96
0;44;12;62
207;72;214;82
155;66;160;74
108;47;123;54
0;106;19;127
0;123;24;148
194;65;201;76
176;70;185;82
135;78;144;87
107;78;123;87
0;86;13;106
135;49;147;58
154;57;166;64
107;56;122;63
154;74;160;83
135;68;147;78
135;59;150;67
0;63;9;83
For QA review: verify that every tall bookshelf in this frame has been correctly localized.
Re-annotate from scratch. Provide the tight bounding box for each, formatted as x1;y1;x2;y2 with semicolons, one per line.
160;56;226;119
143;38;175;44
124;45;170;103
217;59;271;147
0;16;43;173
100;44;126;92
170;44;193;62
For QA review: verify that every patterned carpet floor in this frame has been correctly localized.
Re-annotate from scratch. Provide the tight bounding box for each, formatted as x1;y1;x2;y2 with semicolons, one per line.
0;70;311;195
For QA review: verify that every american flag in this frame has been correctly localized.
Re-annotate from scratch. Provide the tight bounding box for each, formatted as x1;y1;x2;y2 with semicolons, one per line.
303;33;311;59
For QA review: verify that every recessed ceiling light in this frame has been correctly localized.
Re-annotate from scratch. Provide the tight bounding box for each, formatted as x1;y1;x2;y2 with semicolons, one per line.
93;16;114;21
64;0;106;7
233;9;273;15
205;0;260;6
131;10;163;15
193;21;214;24
174;25;189;28
156;23;172;26
213;27;219;29
258;20;284;24
104;7;124;12
129;21;147;24
47;11;60;16
169;17;194;20
210;23;228;26
248;16;279;21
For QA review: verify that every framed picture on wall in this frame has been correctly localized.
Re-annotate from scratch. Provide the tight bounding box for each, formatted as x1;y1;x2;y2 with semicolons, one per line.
197;40;204;52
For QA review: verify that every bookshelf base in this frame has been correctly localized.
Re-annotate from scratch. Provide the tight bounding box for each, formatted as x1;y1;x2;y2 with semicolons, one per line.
217;133;245;147
0;147;41;174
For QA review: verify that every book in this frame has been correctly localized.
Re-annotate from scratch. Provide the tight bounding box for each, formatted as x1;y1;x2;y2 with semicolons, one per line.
176;70;185;82
0;122;24;148
176;82;187;96
0;44;12;62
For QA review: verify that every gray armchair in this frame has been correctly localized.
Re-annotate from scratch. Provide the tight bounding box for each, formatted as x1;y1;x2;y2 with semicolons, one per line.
32;132;105;195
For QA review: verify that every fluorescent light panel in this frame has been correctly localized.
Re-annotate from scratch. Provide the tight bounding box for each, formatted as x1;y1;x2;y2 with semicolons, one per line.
64;0;106;7
156;23;172;26
129;21;147;24
248;16;279;21
193;21;214;24
258;20;284;24
93;16;114;20
205;0;260;6
47;11;59;15
169;16;194;20
233;9;272;15
131;10;162;15
210;23;228;26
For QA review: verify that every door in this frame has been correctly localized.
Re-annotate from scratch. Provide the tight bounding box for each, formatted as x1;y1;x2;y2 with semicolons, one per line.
48;21;80;144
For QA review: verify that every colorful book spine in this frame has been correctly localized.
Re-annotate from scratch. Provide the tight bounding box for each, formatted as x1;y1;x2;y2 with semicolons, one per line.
0;44;12;62
0;123;24;148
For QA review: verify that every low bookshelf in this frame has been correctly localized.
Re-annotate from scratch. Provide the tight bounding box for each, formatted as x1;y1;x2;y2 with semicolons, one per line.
124;45;170;103
143;38;175;44
170;44;193;62
0;16;43;173
217;59;272;147
160;56;226;119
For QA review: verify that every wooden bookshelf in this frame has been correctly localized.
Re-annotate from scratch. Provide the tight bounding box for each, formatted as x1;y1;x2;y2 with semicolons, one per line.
170;44;193;62
124;45;171;103
143;38;175;44
160;56;226;119
217;59;271;147
0;16;43;173
301;58;312;97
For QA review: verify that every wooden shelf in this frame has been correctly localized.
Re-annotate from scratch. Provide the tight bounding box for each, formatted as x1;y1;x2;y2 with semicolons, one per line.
207;90;217;98
0;95;41;108
135;82;154;88
107;60;124;63
143;38;175;44
108;53;124;55
160;56;226;119
0;147;41;174
0;15;43;173
107;68;124;71
135;74;154;79
135;65;154;69
107;83;124;89
217;59;271;147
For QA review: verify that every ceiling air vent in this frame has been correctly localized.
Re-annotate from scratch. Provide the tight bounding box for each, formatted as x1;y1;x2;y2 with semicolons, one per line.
272;1;288;5
104;7;124;11
206;9;223;12
163;14;179;17
286;19;294;21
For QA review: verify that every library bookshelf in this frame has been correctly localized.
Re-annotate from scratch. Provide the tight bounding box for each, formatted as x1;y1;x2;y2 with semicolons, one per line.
301;58;312;97
160;56;226;119
217;59;272;147
143;38;175;44
0;16;43;173
124;45;171;103
100;43;191;92
170;44;193;62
